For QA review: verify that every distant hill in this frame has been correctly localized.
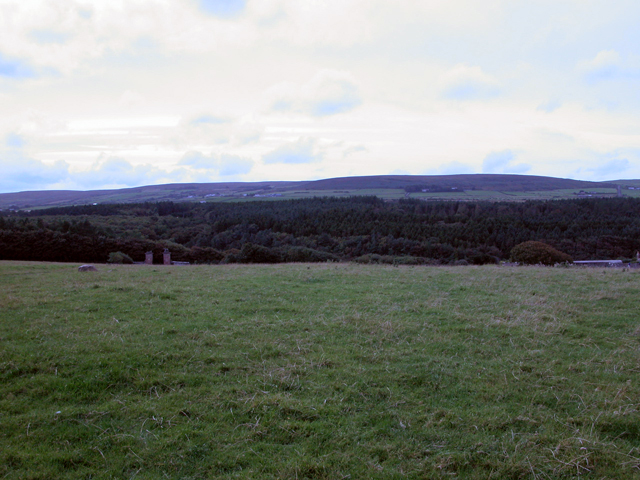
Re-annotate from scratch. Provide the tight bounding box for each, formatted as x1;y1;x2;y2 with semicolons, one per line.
0;174;631;210
302;174;611;191
0;181;301;210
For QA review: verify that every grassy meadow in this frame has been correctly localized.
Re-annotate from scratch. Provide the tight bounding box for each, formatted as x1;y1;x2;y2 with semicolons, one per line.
1;261;639;479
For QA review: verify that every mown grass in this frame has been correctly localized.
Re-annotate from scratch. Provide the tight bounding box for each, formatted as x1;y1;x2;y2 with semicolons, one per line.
1;261;639;479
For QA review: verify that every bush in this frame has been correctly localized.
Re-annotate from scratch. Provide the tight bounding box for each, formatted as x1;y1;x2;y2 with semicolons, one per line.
238;243;283;264
353;255;426;265
283;246;339;263
467;253;499;265
353;254;395;264
510;241;572;266
220;248;241;264
353;254;372;264
393;256;427;266
107;251;134;264
186;246;224;264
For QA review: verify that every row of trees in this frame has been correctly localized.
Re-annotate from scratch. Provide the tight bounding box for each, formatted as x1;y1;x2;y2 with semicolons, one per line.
1;196;639;264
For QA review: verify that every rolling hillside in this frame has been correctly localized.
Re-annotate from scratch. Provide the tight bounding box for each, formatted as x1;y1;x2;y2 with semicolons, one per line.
0;174;630;209
301;174;612;191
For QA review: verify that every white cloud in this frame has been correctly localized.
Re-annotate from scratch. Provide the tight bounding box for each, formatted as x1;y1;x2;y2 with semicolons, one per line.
0;135;69;191
29;29;70;45
249;0;501;50
267;70;362;116
175;114;263;148
233;120;263;145
581;50;640;83
3;1;640;191
10;109;67;137
582;50;622;82
262;137;323;164
427;161;475;176
190;114;231;125
0;157;69;192
588;158;630;178
73;156;171;189
343;145;367;158
0;0;261;74
576;149;640;180
176;116;232;146
5;133;25;148
0;52;35;78
179;151;254;176
482;150;531;174
198;0;247;18
117;90;146;109
440;64;500;100
537;99;562;113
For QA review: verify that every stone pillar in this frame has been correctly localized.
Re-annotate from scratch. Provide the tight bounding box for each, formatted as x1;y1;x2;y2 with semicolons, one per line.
163;248;171;265
145;251;153;265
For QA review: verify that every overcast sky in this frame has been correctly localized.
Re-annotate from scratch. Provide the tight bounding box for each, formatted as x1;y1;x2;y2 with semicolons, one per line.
1;0;640;193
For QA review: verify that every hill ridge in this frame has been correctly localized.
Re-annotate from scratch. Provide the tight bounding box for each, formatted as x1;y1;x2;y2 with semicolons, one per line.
0;174;630;209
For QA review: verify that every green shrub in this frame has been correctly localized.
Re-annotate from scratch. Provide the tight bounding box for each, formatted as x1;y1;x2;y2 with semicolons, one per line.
393;256;427;266
186;246;224;264
283;246;339;263
220;248;241;264
353;254;395;264
107;251;134;264
510;241;572;265
467;252;499;265
354;255;426;266
238;243;283;264
353;254;372;264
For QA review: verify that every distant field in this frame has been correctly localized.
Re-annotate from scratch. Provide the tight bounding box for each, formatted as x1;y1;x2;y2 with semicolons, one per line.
204;189;410;202
2;262;639;478
194;188;622;203
0;174;630;209
6;187;625;209
407;189;620;201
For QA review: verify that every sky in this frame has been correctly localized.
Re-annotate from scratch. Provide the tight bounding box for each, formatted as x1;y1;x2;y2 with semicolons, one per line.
1;0;640;193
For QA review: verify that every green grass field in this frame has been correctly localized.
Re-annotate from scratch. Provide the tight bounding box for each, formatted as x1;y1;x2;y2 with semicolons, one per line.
1;262;639;479
191;188;622;204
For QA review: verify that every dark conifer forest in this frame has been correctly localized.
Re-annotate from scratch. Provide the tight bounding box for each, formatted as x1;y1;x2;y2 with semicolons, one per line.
1;196;640;264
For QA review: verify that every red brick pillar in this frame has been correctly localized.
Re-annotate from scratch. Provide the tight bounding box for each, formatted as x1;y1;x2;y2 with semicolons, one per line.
145;251;153;265
163;249;171;265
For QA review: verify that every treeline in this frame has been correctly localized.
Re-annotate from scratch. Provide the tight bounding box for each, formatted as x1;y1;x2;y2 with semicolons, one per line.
2;196;640;264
